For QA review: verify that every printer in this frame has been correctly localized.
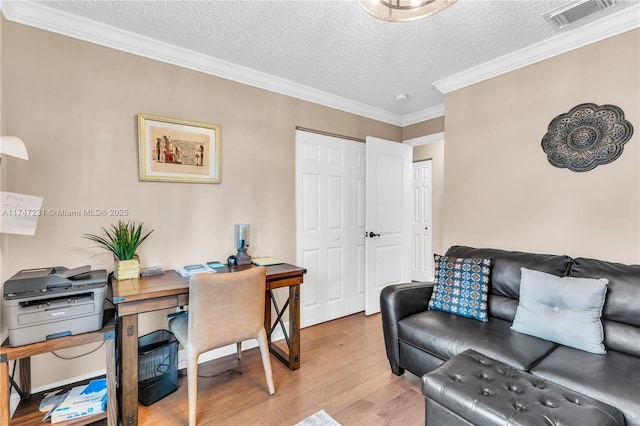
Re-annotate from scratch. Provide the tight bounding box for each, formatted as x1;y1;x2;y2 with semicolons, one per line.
2;266;108;347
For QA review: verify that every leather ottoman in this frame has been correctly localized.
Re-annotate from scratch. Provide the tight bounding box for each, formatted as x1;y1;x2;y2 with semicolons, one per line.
421;349;624;426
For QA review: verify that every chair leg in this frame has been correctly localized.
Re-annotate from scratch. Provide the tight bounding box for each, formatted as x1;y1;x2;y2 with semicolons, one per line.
187;352;199;426
236;342;242;359
256;329;275;395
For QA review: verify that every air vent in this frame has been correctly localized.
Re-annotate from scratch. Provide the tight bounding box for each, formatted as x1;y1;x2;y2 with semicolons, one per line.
544;0;617;29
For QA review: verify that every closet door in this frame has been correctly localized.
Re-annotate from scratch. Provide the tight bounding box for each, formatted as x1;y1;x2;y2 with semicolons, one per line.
296;130;363;327
349;142;366;314
412;160;433;282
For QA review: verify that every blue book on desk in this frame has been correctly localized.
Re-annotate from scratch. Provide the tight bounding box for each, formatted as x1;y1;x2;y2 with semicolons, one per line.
206;261;226;269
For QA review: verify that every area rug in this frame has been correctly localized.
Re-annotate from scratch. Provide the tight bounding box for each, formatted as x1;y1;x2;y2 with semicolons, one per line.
295;409;342;426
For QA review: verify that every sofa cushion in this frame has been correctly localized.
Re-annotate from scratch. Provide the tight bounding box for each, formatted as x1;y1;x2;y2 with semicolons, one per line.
445;246;573;322
602;320;640;358
511;267;608;354
428;255;491;322
570;257;640;326
570;257;640;357
398;309;557;371
531;346;640;426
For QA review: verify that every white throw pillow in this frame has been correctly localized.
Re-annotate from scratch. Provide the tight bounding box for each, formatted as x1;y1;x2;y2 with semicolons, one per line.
511;267;609;354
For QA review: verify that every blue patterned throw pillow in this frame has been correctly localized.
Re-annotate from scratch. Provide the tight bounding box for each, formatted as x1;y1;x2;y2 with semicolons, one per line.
428;255;492;322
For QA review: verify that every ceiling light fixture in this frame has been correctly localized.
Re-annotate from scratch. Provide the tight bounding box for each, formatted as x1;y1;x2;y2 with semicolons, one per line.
358;0;458;22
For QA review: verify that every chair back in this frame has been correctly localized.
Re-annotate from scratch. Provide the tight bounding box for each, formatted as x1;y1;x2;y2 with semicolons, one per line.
187;266;267;354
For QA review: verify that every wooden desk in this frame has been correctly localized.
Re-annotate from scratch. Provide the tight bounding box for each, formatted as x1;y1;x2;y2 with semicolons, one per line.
111;263;306;426
0;316;117;426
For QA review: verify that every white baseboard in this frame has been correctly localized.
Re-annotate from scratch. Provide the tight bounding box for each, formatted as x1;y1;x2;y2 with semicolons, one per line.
178;321;288;369
31;322;288;393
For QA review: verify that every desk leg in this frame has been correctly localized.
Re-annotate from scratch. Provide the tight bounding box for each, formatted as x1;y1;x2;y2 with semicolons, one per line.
264;291;272;346
0;356;31;424
289;284;301;370
19;357;30;398
1;358;8;426
119;314;139;426
266;285;301;371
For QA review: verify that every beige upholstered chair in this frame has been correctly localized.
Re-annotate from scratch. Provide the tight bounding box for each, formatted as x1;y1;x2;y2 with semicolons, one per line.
168;266;275;426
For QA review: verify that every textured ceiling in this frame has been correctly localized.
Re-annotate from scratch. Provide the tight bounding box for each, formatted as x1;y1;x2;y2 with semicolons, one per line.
18;0;640;120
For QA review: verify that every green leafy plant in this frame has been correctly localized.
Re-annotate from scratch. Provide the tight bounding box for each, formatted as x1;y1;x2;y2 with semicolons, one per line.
83;220;154;260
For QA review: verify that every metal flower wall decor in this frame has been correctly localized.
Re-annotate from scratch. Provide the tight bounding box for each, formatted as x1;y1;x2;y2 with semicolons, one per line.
541;103;634;172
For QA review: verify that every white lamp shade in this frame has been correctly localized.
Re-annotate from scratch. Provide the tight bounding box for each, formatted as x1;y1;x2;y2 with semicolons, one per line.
0;136;28;160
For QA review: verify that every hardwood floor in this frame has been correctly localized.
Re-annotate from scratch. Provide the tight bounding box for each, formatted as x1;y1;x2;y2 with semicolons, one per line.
8;313;422;425
138;312;424;425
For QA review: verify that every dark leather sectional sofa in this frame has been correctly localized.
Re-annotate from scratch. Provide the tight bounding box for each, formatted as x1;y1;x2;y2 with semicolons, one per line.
380;245;640;425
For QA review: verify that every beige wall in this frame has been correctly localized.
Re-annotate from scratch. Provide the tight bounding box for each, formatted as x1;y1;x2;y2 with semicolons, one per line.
403;116;444;141
442;29;640;264
0;20;401;388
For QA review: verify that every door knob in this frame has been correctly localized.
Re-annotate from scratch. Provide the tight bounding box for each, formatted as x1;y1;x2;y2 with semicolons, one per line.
368;231;380;238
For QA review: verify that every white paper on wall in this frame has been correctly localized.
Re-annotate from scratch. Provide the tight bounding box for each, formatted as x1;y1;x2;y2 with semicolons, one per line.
1;191;44;235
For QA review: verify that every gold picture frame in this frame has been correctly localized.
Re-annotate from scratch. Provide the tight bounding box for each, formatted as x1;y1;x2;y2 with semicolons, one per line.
137;113;221;183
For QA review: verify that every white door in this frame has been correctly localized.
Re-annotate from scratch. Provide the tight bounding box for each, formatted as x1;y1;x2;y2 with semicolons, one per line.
364;137;412;315
296;130;365;327
350;142;367;312
412;160;433;282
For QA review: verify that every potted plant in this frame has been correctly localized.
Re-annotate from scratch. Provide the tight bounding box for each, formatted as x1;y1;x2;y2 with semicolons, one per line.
83;220;154;279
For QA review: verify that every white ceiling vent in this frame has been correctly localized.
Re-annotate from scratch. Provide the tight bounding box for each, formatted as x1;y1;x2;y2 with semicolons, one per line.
544;0;617;29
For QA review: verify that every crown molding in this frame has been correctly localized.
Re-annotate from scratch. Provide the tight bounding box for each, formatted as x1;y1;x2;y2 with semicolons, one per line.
433;3;640;94
3;1;638;127
402;104;445;127
0;1;404;126
403;132;444;146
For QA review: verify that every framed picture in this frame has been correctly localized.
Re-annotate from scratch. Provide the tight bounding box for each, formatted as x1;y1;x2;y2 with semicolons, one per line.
137;113;221;183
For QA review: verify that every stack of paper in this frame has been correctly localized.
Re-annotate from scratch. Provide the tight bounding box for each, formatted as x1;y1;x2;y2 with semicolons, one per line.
175;264;216;277
47;379;107;423
252;257;285;266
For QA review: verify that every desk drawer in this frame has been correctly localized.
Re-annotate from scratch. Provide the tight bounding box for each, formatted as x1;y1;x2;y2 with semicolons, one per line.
268;276;303;290
117;296;179;316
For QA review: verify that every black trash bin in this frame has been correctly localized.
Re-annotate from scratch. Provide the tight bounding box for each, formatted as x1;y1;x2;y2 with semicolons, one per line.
137;329;178;406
